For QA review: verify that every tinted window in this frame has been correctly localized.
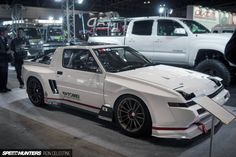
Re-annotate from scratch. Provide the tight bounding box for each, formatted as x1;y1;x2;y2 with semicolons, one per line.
22;28;41;39
63;49;99;73
181;20;210;34
157;20;186;36
33;53;53;65
132;20;153;35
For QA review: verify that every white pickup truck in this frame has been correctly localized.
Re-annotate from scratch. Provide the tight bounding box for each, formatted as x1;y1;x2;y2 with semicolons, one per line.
88;17;235;86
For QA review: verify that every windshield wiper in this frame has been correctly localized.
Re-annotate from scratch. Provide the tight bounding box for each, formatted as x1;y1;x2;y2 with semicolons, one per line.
119;65;137;71
142;63;153;67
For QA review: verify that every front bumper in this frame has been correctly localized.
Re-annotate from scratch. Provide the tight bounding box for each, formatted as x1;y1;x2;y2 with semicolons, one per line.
151;88;230;139
152;114;220;139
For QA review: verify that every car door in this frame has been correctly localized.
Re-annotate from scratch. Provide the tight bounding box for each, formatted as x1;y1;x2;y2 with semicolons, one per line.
153;19;189;65
125;20;155;61
56;48;104;113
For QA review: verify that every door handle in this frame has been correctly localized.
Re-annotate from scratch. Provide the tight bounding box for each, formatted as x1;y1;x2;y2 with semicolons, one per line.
57;71;63;75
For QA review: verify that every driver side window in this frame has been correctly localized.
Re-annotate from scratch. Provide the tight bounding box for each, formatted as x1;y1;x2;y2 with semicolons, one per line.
63;49;100;73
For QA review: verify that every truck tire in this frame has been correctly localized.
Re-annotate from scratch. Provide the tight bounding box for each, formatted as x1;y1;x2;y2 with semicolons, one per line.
195;59;231;86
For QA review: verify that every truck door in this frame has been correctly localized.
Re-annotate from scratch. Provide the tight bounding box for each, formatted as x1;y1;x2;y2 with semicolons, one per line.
56;48;105;113
153;19;189;65
125;20;155;61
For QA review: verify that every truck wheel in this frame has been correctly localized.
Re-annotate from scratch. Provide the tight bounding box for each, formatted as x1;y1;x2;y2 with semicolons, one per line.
27;77;45;106
195;59;231;86
114;95;152;137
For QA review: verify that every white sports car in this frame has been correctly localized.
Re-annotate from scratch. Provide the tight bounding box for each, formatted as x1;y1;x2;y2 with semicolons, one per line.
22;44;231;139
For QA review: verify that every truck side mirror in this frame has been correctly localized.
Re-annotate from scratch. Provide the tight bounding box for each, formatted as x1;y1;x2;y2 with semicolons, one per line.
174;28;187;36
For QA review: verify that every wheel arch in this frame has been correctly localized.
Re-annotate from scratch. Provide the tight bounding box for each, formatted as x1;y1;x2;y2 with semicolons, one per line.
112;93;153;137
26;75;46;106
194;49;229;66
26;75;45;94
112;93;153;125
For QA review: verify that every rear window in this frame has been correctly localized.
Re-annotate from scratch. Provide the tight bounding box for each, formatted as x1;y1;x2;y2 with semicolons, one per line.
132;20;153;35
32;53;53;65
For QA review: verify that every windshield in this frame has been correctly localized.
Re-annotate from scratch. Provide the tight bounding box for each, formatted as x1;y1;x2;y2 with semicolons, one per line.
181;20;210;34
93;47;152;73
48;27;63;42
49;27;62;36
22;28;41;39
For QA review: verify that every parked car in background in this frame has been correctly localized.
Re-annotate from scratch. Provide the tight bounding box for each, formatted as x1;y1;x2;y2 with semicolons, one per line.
19;26;44;59
22;44;231;139
89;17;235;86
212;24;236;33
40;25;66;55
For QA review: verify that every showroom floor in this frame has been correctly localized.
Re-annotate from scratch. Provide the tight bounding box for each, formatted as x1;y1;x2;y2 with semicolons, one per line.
0;67;236;157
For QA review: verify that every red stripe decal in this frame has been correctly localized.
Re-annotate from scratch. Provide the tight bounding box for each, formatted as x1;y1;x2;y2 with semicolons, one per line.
152;127;187;131
45;97;100;110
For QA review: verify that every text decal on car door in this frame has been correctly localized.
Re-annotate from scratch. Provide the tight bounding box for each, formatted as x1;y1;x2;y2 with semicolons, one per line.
62;91;80;100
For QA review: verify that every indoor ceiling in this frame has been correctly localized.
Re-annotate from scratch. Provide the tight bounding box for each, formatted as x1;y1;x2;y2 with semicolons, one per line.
1;0;236;17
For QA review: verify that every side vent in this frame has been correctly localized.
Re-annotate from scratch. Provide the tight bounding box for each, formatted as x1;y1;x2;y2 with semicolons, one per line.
49;80;59;94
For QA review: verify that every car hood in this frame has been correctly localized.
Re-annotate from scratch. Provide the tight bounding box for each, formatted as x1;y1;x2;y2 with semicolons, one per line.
114;65;219;96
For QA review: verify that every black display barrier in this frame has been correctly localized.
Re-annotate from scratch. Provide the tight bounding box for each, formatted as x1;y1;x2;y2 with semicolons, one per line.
225;30;236;65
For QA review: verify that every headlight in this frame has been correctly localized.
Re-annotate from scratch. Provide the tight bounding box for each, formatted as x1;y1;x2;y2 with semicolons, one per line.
168;103;188;107
168;101;196;108
176;90;195;100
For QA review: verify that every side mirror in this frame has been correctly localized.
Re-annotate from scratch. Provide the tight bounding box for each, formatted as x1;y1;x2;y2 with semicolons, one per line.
174;28;187;36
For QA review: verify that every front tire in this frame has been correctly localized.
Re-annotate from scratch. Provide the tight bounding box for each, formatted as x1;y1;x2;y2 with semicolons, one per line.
195;59;231;86
27;77;45;106
114;95;152;137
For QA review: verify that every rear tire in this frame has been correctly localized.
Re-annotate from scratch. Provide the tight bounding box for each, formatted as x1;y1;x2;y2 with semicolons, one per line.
114;95;152;137
195;59;231;86
27;77;45;106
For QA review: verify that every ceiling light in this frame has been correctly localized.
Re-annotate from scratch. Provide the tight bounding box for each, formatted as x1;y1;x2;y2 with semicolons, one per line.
78;0;84;4
159;7;164;14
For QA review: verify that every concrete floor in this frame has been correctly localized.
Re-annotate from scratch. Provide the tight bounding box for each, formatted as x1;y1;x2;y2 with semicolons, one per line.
0;67;236;157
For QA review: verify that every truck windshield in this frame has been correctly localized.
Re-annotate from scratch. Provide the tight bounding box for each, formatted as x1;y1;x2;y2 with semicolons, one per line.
48;27;63;42
181;20;210;34
49;27;62;36
93;47;152;73
22;28;41;39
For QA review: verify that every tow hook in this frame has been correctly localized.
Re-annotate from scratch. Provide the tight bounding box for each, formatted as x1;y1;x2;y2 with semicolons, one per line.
194;122;208;134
